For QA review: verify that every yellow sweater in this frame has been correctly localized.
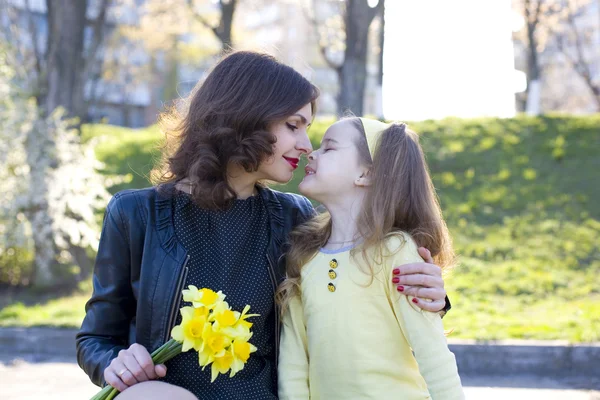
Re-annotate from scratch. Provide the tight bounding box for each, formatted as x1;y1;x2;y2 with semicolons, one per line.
278;233;464;400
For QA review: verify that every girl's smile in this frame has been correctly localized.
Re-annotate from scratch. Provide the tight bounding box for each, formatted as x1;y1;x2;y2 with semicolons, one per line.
304;165;316;176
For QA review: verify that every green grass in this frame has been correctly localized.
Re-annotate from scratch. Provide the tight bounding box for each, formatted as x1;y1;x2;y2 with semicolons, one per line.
0;293;89;328
2;114;599;342
0;281;93;328
81;124;163;194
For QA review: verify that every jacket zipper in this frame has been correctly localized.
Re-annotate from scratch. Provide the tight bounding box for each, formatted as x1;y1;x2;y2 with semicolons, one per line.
164;255;190;343
266;252;280;363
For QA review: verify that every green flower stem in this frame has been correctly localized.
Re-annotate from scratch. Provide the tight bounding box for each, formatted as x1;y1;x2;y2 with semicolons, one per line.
89;339;182;400
105;387;119;400
89;385;115;400
150;339;174;360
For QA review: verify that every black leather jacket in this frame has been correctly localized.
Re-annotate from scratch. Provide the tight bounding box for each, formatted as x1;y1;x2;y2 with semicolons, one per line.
76;185;315;387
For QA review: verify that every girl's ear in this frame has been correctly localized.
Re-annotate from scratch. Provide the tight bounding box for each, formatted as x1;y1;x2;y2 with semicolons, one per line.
355;168;372;187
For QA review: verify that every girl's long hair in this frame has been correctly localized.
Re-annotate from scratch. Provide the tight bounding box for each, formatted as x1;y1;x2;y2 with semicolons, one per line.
277;118;455;313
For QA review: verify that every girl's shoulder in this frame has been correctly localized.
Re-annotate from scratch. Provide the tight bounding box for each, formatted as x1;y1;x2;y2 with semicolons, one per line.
380;231;420;262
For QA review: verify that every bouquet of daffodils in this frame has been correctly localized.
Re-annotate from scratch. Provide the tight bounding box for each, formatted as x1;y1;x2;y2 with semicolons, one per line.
91;286;258;400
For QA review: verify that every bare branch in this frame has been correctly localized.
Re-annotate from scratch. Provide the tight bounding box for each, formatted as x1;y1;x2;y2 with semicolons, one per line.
566;10;595;84
25;0;43;80
533;0;543;25
553;1;600;108
187;0;220;38
303;0;342;71
524;0;541;30
82;0;112;83
0;2;33;77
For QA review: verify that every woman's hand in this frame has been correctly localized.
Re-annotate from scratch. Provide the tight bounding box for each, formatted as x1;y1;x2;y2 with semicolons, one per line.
391;247;447;313
104;343;167;392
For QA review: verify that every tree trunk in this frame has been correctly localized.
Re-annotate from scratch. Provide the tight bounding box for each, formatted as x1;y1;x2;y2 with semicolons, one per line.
524;0;542;115
217;0;237;52
526;21;542;114
45;0;88;120
591;88;600;111
28;0;88;288
337;0;379;116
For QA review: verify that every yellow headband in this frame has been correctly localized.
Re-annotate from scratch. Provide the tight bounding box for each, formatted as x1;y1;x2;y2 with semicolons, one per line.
359;118;393;159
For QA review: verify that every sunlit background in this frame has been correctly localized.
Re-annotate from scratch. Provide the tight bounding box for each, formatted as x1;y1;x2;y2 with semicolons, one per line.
384;0;520;120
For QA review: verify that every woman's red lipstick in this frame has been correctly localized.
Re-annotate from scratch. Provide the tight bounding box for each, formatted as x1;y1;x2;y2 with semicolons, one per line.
283;157;299;169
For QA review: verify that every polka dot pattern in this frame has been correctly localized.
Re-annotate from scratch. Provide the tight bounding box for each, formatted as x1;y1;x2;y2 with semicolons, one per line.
160;191;277;399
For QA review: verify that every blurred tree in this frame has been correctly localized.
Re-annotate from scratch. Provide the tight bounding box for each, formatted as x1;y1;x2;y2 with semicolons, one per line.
522;0;544;114
36;0;111;119
120;0;242;105
187;0;238;52
307;0;384;116
0;43;110;288
513;0;598;113
0;1;113;288
551;0;600;110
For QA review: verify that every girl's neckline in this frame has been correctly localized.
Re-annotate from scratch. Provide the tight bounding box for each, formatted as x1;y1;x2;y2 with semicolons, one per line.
319;243;360;254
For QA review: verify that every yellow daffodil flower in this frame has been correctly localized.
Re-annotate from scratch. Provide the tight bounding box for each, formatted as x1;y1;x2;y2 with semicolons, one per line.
229;340;257;377
198;338;216;367
182;285;225;309
214;309;238;328
171;306;209;352
202;322;232;355
211;350;235;382
92;286;260;399
220;305;259;341
237;305;259;330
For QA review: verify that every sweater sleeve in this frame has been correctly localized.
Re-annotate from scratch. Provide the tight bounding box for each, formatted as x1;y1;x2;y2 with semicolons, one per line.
386;234;465;400
278;295;310;400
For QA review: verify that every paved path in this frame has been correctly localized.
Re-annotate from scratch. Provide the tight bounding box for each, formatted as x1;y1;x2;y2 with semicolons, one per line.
1;359;598;400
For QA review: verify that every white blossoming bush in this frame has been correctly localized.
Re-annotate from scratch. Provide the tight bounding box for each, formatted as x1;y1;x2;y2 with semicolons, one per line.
0;46;110;287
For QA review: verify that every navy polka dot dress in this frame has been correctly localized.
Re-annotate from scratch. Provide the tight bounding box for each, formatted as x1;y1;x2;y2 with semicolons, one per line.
160;191;277;399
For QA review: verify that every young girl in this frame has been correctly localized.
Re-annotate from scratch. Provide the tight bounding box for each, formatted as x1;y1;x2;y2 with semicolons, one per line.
278;118;465;399
76;52;450;400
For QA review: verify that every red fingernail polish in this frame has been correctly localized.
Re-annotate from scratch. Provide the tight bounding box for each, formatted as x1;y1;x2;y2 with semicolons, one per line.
397;285;404;292
393;268;400;274
392;277;400;283
412;298;419;304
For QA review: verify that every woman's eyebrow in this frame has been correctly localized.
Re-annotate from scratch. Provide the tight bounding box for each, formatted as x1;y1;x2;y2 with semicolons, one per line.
291;114;308;124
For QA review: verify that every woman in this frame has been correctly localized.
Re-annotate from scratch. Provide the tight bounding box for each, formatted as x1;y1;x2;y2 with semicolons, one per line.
76;51;450;400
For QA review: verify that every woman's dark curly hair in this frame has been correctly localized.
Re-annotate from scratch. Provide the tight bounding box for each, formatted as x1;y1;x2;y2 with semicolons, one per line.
152;51;320;210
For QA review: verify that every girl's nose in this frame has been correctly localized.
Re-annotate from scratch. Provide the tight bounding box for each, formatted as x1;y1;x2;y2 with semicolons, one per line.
307;152;316;161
